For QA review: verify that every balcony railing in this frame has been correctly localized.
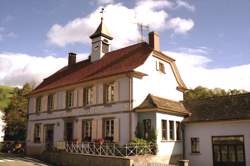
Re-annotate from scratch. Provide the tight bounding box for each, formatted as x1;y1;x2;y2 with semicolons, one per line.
56;141;156;157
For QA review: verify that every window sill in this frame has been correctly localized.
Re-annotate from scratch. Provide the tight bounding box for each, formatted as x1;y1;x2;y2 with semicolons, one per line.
190;152;201;155
161;140;183;143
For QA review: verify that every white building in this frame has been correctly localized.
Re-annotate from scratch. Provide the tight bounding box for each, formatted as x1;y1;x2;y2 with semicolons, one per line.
26;18;250;166
184;94;250;166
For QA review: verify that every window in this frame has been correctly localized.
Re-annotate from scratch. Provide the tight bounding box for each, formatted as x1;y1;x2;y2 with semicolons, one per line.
104;82;115;103
84;87;93;106
169;120;175;140
47;94;54;111
34;124;41;143
176;122;181;140
159;62;165;73
36;96;42;113
191;137;200;153
66;90;74;108
104;119;114;142
212;136;245;164
143;119;151;139
82;120;92;142
161;120;167;140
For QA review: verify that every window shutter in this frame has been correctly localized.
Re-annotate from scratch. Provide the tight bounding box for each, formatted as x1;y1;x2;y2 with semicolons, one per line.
97;119;103;139
83;88;86;106
93;86;97;104
103;84;107;104
114;81;119;102
32;98;36;113
73;89;78;107
30;124;34;143
62;91;66;109
78;88;83;107
42;96;48;112
40;124;44;143
54;93;57;110
113;119;120;143
99;84;103;104
91;120;97;140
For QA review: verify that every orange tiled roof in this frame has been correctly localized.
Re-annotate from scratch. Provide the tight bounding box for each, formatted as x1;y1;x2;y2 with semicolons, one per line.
31;42;153;95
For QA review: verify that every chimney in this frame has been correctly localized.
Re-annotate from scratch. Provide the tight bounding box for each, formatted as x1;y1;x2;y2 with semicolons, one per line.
68;52;76;67
148;31;160;51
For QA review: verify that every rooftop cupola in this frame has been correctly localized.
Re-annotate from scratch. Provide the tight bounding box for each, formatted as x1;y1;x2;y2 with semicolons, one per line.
90;8;113;62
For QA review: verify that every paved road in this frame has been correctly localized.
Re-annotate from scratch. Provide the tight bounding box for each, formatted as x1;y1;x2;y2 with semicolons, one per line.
0;153;51;166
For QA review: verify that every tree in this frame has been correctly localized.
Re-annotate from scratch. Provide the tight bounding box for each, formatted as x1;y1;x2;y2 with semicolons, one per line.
3;83;33;141
184;86;248;101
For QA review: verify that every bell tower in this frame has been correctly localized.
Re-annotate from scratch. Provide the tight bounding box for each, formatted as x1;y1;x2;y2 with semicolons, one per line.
90;8;113;62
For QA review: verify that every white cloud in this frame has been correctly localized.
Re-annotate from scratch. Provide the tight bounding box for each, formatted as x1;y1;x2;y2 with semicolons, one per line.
166;17;194;34
96;0;114;5
47;1;194;48
166;51;250;91
1;50;250;91
176;0;195;12
0;52;88;86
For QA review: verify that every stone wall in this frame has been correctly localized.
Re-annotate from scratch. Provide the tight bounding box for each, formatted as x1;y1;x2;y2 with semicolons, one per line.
40;151;132;166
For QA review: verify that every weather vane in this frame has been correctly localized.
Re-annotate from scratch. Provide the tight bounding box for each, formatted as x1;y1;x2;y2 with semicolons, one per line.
100;8;104;21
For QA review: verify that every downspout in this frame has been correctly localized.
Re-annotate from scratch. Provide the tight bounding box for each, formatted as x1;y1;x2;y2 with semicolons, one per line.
182;122;186;159
128;74;133;141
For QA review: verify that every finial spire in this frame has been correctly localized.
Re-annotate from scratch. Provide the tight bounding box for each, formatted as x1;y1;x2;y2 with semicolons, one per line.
100;8;104;21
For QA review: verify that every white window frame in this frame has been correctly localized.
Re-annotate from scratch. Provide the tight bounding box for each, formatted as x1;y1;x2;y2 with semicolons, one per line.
105;82;115;103
104;119;114;142
161;120;168;140
84;86;93;106
169;120;175;140
82;120;92;142
34;124;41;143
191;137;200;153
36;96;42;113
47;94;54;111
66;90;74;108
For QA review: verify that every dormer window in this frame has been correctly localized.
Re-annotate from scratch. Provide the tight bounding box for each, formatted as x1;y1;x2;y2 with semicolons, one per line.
159;62;165;73
156;61;165;74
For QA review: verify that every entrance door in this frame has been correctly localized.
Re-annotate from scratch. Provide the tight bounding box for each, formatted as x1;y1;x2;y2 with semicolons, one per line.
212;136;246;166
45;124;54;149
65;121;74;143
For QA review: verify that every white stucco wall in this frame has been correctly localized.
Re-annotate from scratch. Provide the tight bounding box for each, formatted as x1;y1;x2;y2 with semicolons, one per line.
156;113;184;156
133;54;183;108
27;76;131;146
185;120;250;166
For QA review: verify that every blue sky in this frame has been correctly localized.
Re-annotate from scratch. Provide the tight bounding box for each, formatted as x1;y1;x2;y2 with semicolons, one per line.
0;0;250;89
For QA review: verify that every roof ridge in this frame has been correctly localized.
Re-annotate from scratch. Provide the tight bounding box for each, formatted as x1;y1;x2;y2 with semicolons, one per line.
185;92;250;103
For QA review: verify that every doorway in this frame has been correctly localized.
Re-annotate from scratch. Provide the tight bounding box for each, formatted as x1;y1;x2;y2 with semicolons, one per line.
65;121;74;143
45;124;54;149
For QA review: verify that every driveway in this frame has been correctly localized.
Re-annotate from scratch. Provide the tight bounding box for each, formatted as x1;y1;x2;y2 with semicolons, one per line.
0;153;51;166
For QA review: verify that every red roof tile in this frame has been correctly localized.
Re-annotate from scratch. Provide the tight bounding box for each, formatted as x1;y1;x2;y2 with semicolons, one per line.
31;42;153;95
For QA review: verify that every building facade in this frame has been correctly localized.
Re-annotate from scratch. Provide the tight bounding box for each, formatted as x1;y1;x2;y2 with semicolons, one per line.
26;19;188;164
26;18;250;166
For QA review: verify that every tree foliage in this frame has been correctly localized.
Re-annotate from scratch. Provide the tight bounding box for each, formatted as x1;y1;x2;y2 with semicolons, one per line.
184;86;248;101
0;86;14;110
3;83;33;141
